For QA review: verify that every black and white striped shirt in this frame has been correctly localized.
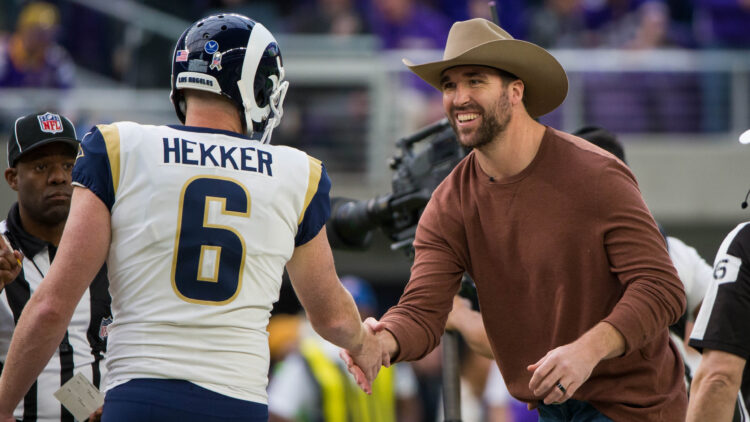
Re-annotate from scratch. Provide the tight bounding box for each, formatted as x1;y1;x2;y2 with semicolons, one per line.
690;222;750;422
0;203;111;422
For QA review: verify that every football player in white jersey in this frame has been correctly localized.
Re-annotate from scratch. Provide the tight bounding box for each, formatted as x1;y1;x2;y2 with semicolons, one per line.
0;14;387;422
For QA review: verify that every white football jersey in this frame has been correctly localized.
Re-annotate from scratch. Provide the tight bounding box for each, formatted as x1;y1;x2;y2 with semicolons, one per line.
72;122;331;405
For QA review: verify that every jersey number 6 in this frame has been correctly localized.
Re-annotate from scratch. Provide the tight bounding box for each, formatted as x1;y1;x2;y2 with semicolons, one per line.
171;176;250;305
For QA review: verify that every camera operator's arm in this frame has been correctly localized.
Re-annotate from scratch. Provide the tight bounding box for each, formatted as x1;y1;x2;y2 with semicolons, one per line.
286;227;387;393
446;296;494;359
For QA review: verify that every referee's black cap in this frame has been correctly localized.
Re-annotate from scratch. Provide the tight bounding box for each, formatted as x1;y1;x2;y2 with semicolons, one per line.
7;111;79;168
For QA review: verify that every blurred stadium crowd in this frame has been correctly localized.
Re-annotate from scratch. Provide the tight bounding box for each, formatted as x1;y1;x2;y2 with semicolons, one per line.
2;0;749;88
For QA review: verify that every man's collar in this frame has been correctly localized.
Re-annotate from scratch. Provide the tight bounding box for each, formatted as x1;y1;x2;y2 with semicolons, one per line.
6;203;50;258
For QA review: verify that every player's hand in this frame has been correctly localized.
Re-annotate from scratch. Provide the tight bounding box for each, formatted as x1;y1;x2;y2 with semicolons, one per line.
362;317;386;333
0;235;22;291
445;296;472;331
360;317;391;370
339;318;391;394
526;341;599;405
365;317;392;367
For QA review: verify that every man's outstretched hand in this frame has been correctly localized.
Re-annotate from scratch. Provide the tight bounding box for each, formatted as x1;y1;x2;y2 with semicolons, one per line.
339;317;396;394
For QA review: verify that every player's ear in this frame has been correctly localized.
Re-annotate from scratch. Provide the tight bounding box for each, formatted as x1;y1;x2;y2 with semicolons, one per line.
5;168;18;191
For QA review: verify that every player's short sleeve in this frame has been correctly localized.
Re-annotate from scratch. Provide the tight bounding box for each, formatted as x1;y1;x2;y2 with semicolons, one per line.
689;223;750;359
71;125;118;210
295;159;331;247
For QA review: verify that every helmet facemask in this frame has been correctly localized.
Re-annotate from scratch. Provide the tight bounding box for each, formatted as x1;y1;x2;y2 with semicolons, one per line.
263;59;289;144
237;23;288;144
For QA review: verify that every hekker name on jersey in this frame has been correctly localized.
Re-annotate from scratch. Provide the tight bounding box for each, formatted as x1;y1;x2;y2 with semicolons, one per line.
70;122;331;405
690;222;750;420
161;134;274;176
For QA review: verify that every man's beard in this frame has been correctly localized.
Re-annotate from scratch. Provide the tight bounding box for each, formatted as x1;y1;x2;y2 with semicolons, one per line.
449;91;512;149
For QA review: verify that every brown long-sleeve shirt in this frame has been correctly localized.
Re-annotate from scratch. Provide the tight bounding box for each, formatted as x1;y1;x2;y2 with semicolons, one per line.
380;127;687;421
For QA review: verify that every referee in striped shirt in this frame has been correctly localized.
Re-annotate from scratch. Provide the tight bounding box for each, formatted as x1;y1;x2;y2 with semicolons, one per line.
0;112;111;422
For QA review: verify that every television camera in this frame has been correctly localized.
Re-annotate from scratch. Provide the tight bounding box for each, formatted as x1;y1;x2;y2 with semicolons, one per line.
326;118;468;257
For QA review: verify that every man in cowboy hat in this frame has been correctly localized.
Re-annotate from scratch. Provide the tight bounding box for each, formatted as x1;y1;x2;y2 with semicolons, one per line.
342;18;687;421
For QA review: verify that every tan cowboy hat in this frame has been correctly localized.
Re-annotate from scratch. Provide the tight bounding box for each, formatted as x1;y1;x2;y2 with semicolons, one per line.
403;18;568;118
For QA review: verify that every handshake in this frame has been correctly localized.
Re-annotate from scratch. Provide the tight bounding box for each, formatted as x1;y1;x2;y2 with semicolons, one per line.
339;318;397;395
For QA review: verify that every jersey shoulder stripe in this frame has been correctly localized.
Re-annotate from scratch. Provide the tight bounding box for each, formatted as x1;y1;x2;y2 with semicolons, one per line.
299;156;322;225
294;157;331;247
72;125;117;210
98;124;122;194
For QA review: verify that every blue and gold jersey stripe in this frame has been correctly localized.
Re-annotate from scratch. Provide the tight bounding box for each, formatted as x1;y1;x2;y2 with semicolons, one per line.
299;156;323;226
98;124;121;195
71;125;118;210
294;156;331;247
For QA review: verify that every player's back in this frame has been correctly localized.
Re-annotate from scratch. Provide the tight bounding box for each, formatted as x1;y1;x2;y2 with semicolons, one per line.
72;122;329;404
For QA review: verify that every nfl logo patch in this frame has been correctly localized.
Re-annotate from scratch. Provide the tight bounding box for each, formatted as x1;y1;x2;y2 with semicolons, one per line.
99;316;113;340
37;113;64;134
176;49;189;62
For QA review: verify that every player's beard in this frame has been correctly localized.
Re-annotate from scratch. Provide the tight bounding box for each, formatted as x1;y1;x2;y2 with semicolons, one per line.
450;90;512;149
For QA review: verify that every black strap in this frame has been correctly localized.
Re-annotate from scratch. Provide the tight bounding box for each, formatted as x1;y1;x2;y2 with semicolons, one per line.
4;268;30;324
91;355;102;389
59;332;75;422
22;381;37;421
